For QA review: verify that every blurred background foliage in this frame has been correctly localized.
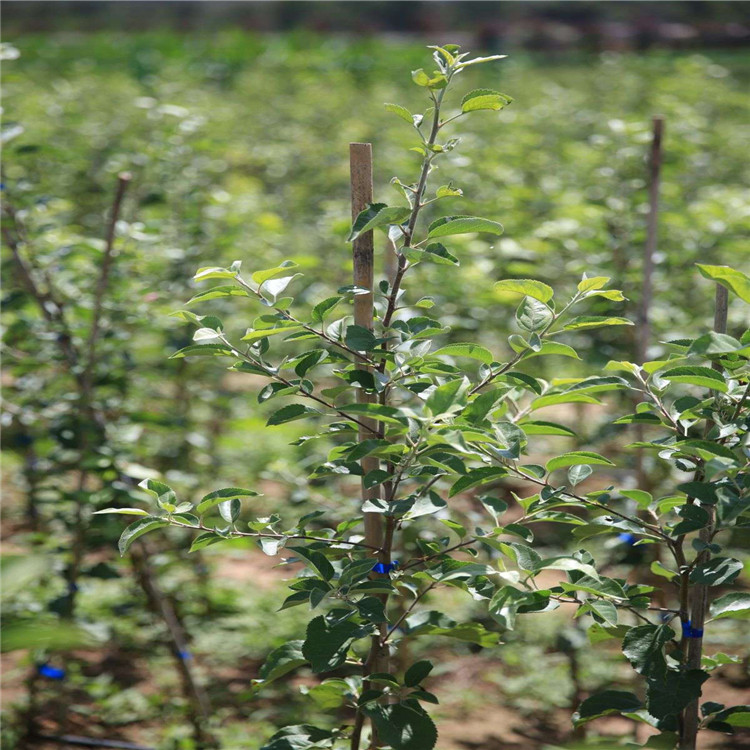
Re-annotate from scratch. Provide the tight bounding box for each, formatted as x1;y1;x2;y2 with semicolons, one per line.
1;3;749;749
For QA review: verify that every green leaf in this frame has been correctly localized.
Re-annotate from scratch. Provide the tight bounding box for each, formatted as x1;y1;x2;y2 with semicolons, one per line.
426;215;503;239
302;615;363;673
577;276;611;292
563;316;633;331
345;324;379;351
340;403;407;425
404;660;434;687
621;489;653;508
193;263;240;282
519;420;576;437
241;321;301;342
531;393;602;411
384;102;414;124
118;517;169;556
449;467;508;497
186;286;249;305
688;332;749;356
696;264;750;303
516;297;553;332
405;613;498;646
171;343;237;359
568;464;592;486
586;599;618;626
289;546;335;581
251;261;299;286
411;68;447;89
573;691;642;726
260;725;334;750
546;451;614;472
362;704;438;750
672;504;710;535
196;488;260;515
647;669;709;720
690;557;742;586
189;532;225;553
138;479;177;505
432;343;494;365
479;495;508;525
495;278;553;303
218;498;241;524
92;507;149;516
456;54;507;68
425;377;468;416
422;243;459;265
257;640;307;683
709;593;750;621
267;404;318;426
311;296;342;323
661;366;728;393
436;184;463;199
622;624;673;678
461;88;512;113
348;204;412;242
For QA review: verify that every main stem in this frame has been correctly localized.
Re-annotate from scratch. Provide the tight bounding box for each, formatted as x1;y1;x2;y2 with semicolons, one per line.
679;283;729;750
350;82;447;748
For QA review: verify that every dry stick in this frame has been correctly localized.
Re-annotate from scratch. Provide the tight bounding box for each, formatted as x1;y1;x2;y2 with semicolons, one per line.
349;143;386;750
67;173;133;616
6;178;214;745
130;543;214;746
679;284;729;750
636;116;664;367
634;116;664;489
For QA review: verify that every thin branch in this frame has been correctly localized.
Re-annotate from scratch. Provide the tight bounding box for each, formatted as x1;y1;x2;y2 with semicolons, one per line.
233;275;377;367
166;518;382;552
220;335;380;436
382;582;437;644
399;538;478;573
82;173;132;395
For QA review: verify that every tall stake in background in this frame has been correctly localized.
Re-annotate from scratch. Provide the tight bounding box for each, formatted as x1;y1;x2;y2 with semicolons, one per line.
634;116;665;489
350;143;383;553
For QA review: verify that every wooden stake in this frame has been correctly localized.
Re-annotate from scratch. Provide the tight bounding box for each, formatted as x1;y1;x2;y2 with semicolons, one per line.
350;143;383;551
636;116;664;365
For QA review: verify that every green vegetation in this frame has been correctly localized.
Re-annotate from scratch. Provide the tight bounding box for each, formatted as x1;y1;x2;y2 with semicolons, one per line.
2;32;749;750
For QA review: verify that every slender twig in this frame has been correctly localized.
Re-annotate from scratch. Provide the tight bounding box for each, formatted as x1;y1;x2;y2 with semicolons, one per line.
505;465;671;540
166;518;381;551
220;335;379;436
400;538;478;573
382;582;437;644
82;173;132;395
233;275;377;366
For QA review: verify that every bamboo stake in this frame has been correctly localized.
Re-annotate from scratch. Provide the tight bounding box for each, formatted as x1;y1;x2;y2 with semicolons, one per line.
680;284;728;749
349;143;387;750
350;143;383;551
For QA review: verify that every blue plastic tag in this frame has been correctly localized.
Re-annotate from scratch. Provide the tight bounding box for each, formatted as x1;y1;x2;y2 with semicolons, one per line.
38;664;65;680
372;560;399;574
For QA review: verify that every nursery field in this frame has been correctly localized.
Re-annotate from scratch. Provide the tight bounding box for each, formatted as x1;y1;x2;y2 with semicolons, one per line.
2;32;750;750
